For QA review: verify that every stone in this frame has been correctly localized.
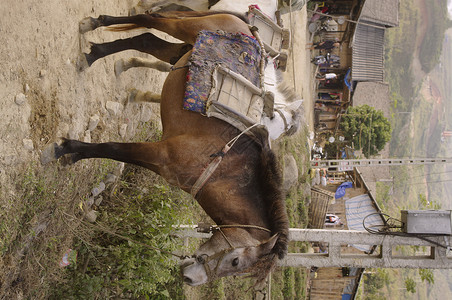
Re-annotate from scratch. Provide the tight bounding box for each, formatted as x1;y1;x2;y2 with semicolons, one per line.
86;196;94;208
140;105;152;122
3;155;16;165
40;143;57;165
88;114;100;131
104;173;117;184
68;128;79;140
83;130;91;143
57;123;70;138
91;182;106;197
39;69;47;77
23;139;34;151
119;124;127;138
94;195;103;206
15;93;26;105
106;101;123;116
114;163;125;176
84;210;98;223
283;154;299;191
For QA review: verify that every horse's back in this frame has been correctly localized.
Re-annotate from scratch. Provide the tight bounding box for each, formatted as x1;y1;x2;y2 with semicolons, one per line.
159;51;233;140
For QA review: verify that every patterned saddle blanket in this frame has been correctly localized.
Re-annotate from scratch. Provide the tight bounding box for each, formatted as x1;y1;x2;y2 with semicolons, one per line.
183;30;262;114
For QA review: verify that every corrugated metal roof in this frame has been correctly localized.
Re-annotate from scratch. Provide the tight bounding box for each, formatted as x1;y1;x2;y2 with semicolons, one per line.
352;23;385;82
360;0;399;27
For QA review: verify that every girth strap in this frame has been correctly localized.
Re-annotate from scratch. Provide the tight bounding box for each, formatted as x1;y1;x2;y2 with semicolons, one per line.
190;123;259;197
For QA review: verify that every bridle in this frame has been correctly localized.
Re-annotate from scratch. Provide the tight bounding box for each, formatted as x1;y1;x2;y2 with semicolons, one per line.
185;224;273;281
274;108;289;132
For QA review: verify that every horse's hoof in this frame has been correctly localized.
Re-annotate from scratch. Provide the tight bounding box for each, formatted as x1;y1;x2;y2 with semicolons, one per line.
114;59;126;77
40;143;58;165
79;17;98;34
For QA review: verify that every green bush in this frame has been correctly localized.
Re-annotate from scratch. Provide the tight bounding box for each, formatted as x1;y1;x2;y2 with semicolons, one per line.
53;168;195;299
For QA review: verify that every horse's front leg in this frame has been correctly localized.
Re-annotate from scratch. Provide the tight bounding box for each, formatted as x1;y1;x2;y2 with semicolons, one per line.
42;138;207;190
84;32;191;66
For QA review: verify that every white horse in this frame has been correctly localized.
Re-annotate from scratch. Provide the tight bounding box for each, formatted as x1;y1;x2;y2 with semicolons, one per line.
132;0;279;20
115;56;304;141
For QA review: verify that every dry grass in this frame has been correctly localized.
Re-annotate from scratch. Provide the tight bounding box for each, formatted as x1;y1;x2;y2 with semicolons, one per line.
0;159;116;299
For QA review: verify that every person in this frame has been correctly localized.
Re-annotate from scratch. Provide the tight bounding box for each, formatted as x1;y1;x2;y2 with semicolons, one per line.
316;72;337;81
306;40;340;51
325;214;343;225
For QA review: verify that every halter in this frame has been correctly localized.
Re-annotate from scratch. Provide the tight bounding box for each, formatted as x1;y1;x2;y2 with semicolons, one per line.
187;224;273;281
274;108;289;132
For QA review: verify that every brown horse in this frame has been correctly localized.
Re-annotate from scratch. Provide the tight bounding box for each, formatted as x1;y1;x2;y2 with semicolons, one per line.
49;11;289;286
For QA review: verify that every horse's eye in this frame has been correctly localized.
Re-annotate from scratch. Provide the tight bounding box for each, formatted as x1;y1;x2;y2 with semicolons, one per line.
232;257;239;267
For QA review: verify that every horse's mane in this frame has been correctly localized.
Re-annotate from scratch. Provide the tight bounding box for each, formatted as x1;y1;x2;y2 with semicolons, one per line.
257;148;289;259
246;134;289;285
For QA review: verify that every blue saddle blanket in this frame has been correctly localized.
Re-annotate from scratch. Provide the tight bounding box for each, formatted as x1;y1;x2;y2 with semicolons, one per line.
183;30;262;114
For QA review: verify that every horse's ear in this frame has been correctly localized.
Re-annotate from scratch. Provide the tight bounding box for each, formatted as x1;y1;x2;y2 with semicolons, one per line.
287;99;303;111
259;234;279;253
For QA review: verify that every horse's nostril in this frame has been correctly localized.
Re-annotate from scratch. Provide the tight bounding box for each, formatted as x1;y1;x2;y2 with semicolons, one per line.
184;276;192;284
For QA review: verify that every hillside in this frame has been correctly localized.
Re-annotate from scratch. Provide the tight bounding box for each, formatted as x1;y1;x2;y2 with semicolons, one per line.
364;0;452;299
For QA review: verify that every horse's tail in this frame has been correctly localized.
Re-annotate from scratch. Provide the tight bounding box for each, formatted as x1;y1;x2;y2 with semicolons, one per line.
107;11;249;32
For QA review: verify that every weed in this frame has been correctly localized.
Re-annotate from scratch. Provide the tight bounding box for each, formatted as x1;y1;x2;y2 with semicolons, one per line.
52;165;198;299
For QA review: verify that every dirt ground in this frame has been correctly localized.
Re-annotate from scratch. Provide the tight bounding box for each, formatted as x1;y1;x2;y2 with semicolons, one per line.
281;8;315;132
0;1;312;298
0;0;167;179
0;0;312;188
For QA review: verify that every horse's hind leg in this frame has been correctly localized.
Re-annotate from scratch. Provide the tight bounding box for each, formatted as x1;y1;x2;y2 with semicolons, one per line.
81;13;251;45
84;32;192;66
115;57;171;77
128;88;161;104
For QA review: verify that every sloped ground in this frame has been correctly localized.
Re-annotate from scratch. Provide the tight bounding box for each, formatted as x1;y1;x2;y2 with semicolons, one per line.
0;1;313;298
0;1;167;297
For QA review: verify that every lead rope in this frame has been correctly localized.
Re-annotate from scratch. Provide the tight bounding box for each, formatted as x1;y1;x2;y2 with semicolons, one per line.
249;25;267;91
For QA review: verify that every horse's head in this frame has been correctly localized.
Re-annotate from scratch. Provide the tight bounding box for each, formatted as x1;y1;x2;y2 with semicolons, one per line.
263;57;304;140
180;228;279;286
263;99;304;140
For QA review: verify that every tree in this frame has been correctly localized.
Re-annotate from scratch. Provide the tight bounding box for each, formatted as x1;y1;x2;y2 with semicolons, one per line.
339;105;392;158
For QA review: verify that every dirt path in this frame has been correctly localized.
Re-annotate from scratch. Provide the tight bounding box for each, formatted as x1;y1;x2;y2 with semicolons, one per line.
281;8;314;136
0;0;166;186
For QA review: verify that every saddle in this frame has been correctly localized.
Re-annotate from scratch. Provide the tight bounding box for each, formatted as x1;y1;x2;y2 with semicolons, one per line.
183;30;274;133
